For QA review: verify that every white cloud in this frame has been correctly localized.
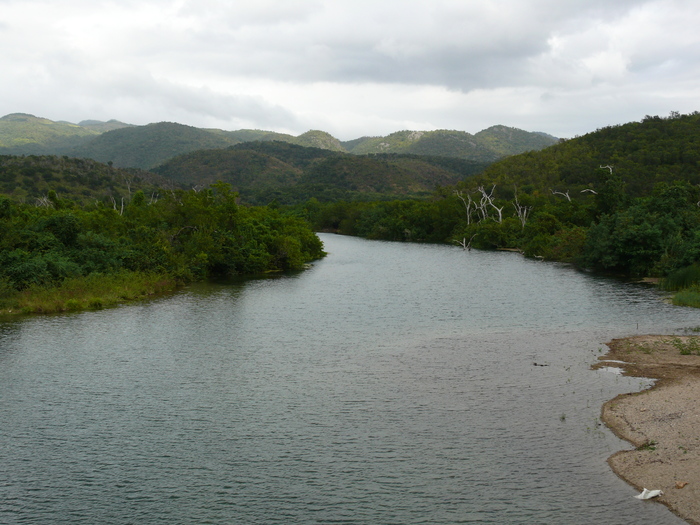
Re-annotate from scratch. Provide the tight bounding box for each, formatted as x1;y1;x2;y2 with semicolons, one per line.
0;0;699;138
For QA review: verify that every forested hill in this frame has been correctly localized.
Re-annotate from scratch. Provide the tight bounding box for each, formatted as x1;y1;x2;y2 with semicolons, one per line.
307;112;700;294
152;141;490;205
0;155;176;206
67;125;557;169
68;122;242;170
469;112;700;197
344;126;558;159
0;113;557;169
0;113;101;155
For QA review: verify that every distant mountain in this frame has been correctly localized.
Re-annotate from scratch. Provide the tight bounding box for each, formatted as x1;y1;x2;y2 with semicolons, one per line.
0;113;100;154
77;119;133;133
295;130;346;151
68;122;241;170
474;126;559;156
344;127;557;160
0;113;558;169
221;129;346;151
222;129;299;143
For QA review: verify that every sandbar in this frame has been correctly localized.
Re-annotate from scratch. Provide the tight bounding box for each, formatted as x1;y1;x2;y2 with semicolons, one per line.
596;335;700;524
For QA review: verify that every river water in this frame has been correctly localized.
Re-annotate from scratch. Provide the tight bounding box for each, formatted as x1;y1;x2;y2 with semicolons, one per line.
1;233;698;524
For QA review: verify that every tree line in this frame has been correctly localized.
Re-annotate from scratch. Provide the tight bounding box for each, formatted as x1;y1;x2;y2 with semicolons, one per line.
0;183;324;314
298;112;700;306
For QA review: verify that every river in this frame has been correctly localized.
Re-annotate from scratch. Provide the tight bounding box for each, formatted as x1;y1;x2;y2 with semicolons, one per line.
1;233;698;524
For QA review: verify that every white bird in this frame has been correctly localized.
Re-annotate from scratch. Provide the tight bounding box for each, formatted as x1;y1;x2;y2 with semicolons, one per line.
634;488;663;500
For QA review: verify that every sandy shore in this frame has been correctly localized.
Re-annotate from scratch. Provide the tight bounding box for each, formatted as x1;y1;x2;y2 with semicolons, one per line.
595;335;700;524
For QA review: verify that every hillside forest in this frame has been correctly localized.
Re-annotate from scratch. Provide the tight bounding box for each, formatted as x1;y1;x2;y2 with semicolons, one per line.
2;111;700;313
302;112;700;306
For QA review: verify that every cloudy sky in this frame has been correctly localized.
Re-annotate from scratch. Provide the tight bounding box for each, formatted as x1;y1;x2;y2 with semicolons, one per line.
0;0;698;140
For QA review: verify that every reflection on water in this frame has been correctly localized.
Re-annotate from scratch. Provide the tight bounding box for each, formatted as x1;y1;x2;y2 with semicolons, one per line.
0;233;695;524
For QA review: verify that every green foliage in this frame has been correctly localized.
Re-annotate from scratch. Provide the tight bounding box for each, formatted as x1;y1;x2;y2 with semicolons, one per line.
0;113;100;155
660;264;700;291
671;288;700;308
475;111;700;201
0;154;173;205
154;143;479;205
0;270;177;314
666;336;700;355
0;181;325;313
8;111;700;308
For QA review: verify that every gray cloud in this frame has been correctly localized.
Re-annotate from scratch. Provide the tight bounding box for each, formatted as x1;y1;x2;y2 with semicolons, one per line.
0;0;698;138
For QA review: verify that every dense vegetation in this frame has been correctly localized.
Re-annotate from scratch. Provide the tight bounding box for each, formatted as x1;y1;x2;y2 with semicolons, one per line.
154;142;490;205
0;113;101;155
304;112;700;304
0;183;324;314
345;126;557;160
5;111;700;311
0;154;176;205
69;122;242;169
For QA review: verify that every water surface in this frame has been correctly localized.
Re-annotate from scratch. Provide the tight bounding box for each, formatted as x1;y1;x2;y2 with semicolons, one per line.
1;233;697;524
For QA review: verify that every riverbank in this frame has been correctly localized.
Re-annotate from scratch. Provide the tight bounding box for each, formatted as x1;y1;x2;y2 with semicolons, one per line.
595;335;700;524
0;271;179;316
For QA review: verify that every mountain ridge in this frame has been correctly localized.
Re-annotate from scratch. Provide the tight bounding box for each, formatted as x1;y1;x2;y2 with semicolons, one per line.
0;113;558;169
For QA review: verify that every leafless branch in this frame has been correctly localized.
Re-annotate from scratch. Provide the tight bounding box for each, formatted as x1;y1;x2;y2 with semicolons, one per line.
513;189;533;229
550;189;571;202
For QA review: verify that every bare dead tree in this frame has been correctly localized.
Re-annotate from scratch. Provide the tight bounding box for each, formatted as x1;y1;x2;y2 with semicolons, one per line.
550;189;571;202
600;165;614;174
513;190;533;229
109;196;125;215
457;233;478;250
454;189;475;225
581;188;597;194
478;185;503;223
35;195;53;208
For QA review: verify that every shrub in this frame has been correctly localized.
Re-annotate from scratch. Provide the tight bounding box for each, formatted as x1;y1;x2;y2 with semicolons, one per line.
660;264;700;291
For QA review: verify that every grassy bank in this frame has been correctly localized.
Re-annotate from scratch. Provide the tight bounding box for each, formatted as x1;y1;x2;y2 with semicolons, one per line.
671;288;700;308
0;271;179;315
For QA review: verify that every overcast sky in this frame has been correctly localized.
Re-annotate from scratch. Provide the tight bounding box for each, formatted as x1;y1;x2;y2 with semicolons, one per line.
1;0;698;140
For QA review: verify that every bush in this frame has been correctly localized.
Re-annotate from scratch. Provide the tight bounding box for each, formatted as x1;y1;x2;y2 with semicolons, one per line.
660;264;700;291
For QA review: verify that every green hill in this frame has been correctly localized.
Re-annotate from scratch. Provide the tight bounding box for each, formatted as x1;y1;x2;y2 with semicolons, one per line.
470;112;700;198
223;129;299;143
0;113;558;168
0;154;175;206
474;125;559;157
345;127;557;160
153;142;488;205
221;129;347;152
0;113;100;154
77;119;133;133
69;122;241;170
151;148;304;190
296;130;346;151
